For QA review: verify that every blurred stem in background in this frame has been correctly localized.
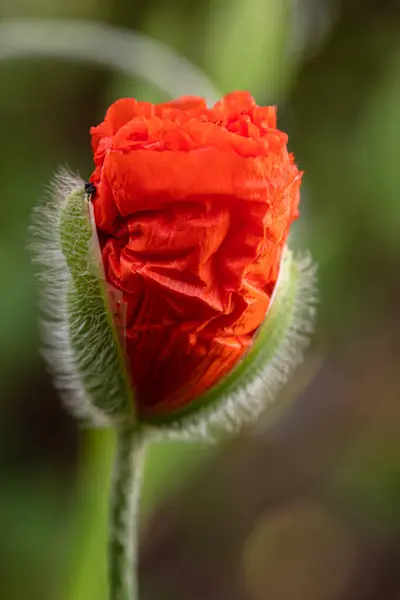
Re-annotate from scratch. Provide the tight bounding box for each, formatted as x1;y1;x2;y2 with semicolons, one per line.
63;431;112;600
0;19;220;103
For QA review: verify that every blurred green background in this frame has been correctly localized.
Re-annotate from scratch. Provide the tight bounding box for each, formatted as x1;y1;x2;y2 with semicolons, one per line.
1;1;400;599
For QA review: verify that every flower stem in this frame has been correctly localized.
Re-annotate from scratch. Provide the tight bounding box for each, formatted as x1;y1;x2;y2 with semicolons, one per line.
109;425;145;600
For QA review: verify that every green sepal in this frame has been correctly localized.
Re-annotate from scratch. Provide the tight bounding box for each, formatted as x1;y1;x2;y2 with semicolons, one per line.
59;186;135;425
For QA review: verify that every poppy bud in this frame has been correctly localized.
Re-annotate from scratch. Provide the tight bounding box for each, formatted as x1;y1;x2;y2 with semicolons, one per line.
31;92;316;440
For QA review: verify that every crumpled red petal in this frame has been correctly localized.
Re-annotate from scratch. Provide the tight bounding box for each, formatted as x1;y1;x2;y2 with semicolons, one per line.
89;91;301;417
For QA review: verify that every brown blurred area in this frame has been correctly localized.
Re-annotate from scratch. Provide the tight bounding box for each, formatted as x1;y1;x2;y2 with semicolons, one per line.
1;1;400;599
141;306;400;600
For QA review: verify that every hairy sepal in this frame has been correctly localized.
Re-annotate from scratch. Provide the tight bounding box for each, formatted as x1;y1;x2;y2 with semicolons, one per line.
31;169;135;426
144;249;317;441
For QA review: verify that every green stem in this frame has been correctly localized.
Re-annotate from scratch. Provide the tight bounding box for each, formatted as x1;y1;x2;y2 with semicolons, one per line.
109;426;145;600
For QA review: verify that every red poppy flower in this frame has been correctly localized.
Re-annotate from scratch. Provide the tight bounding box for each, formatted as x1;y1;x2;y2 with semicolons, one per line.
89;91;302;418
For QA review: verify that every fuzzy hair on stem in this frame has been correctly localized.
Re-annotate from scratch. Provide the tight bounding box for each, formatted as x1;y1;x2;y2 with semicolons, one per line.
108;426;144;600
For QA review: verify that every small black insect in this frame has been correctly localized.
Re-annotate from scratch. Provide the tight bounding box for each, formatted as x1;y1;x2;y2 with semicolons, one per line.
84;181;96;197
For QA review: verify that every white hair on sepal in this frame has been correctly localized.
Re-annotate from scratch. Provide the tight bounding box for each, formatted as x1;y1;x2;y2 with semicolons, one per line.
146;250;317;443
29;168;111;427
